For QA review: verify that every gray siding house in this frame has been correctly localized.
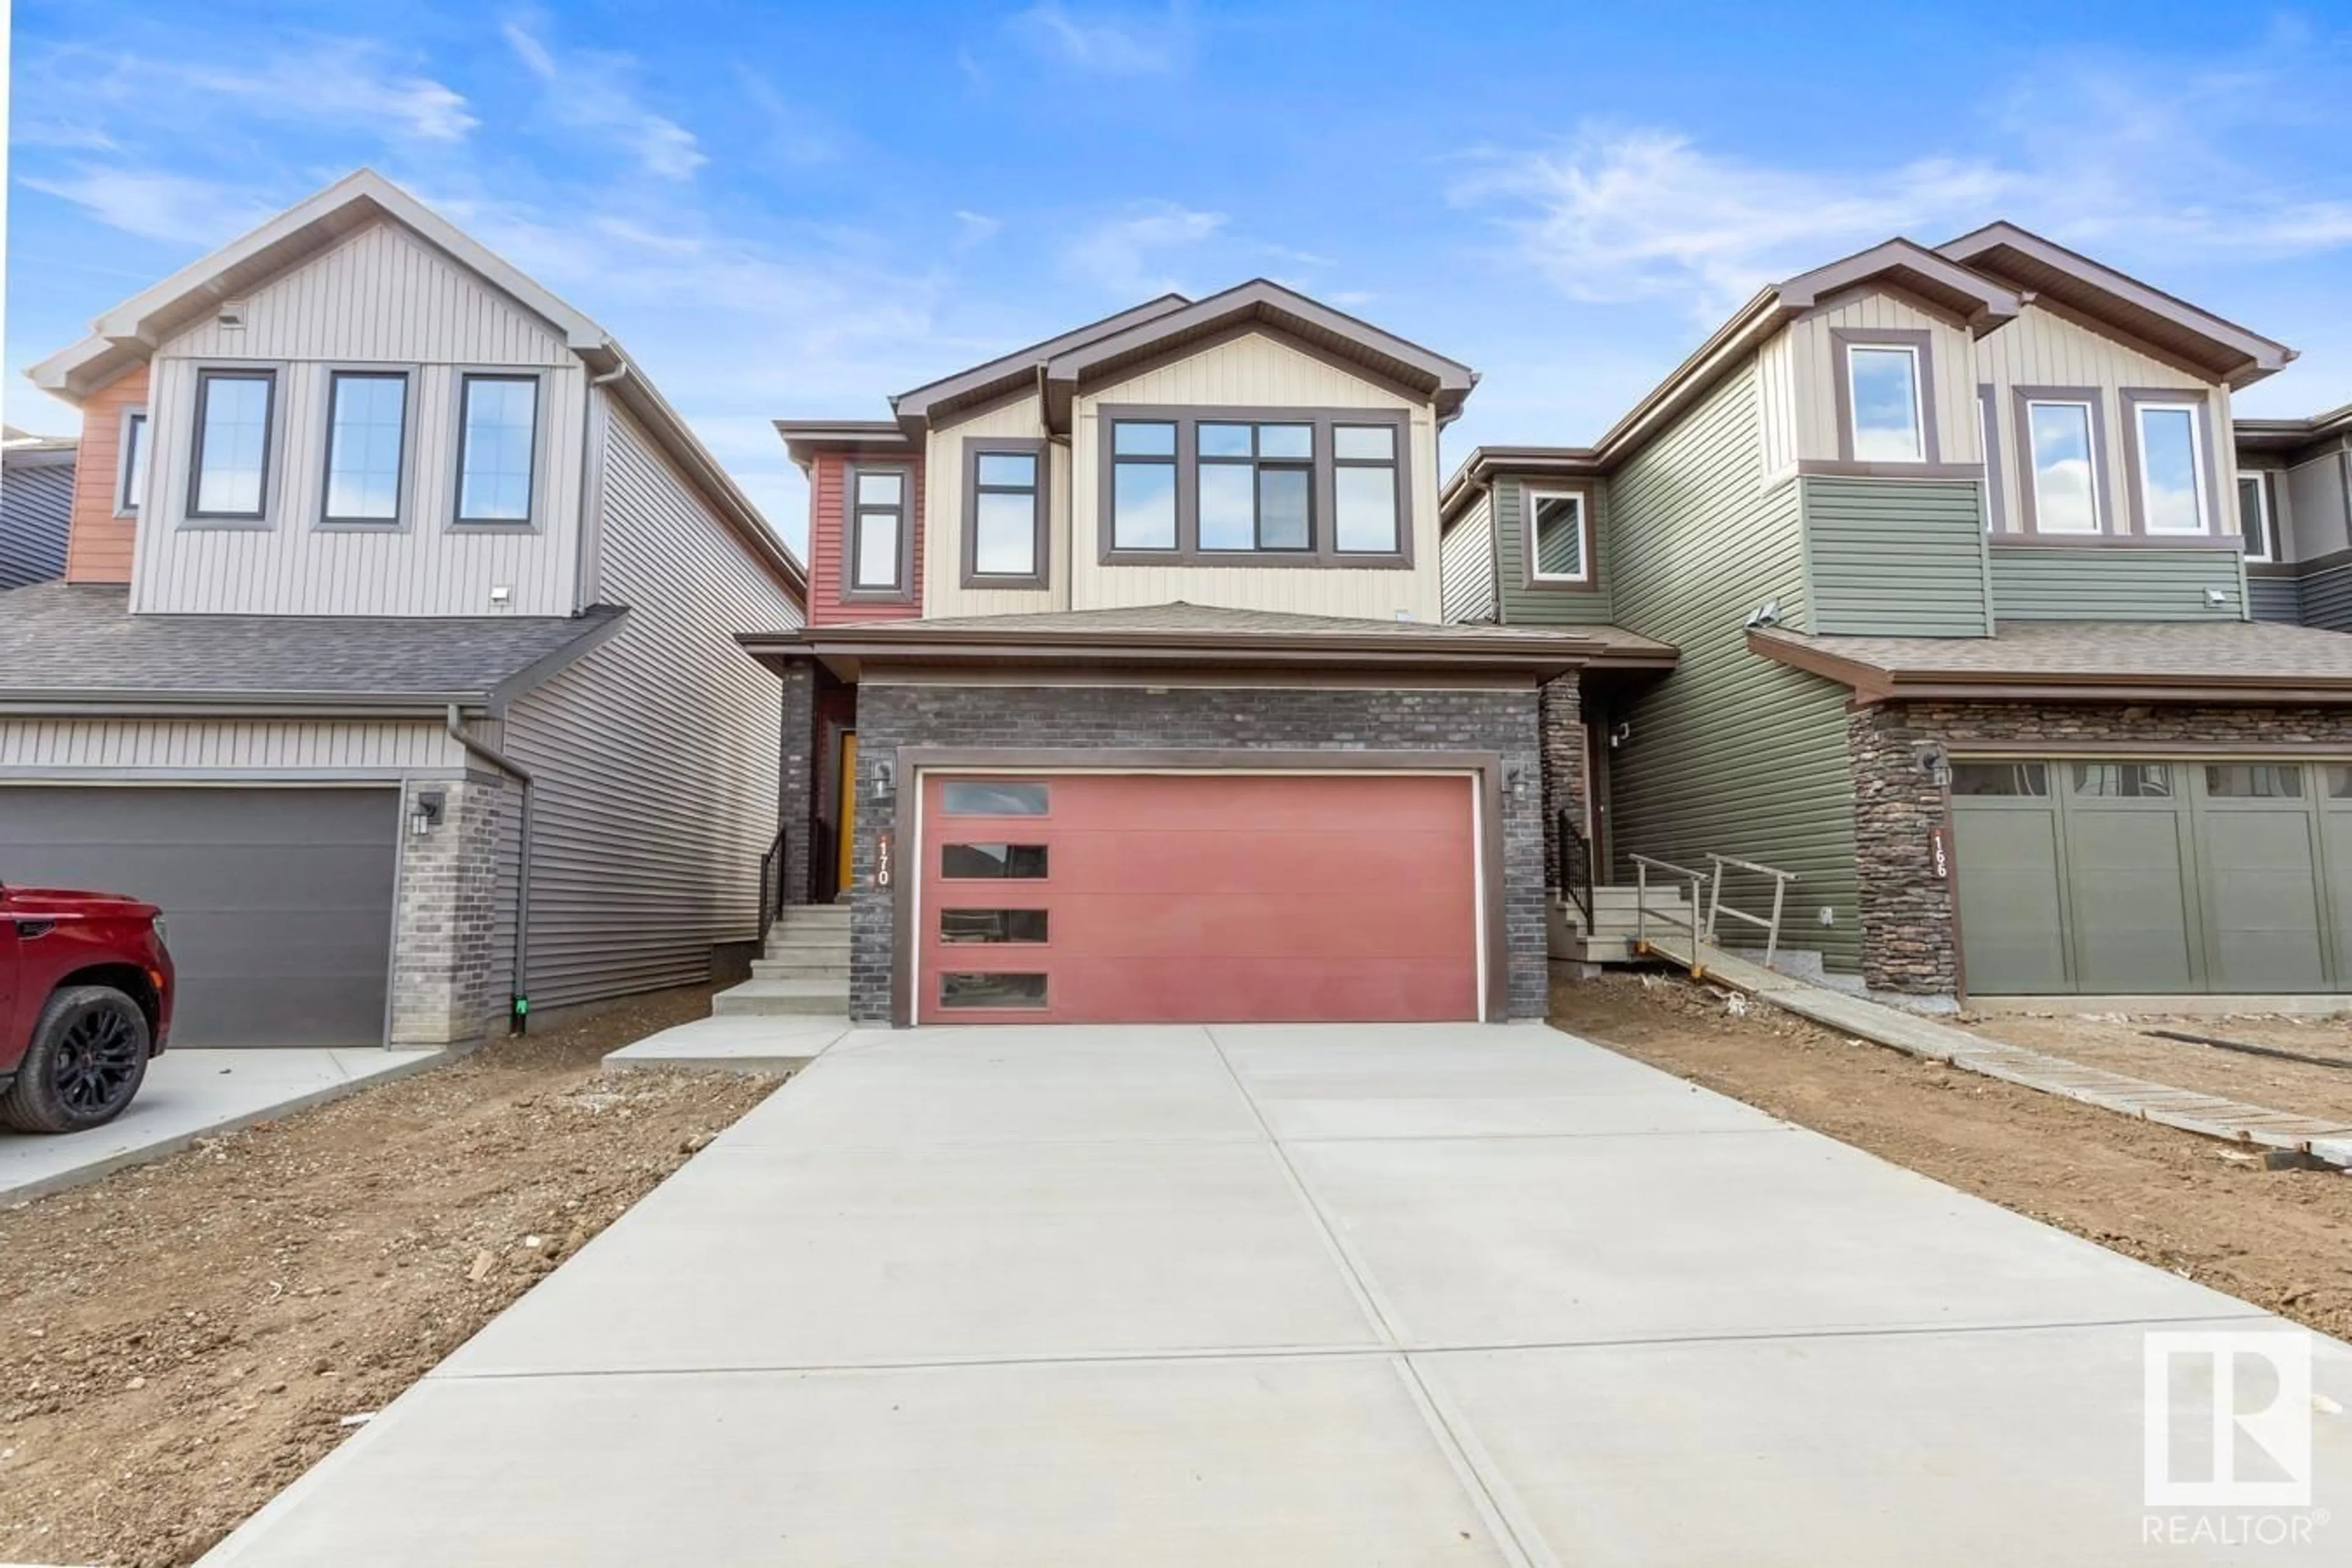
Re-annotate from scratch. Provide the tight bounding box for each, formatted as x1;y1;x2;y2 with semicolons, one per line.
2238;402;2352;631
4;171;806;1049
1;429;74;589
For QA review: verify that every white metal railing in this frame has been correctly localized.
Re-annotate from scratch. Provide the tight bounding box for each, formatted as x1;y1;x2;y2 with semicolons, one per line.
1627;853;1708;952
1703;852;1798;967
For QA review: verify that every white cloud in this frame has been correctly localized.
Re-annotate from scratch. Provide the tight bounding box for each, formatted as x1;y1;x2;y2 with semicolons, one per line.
180;43;477;142
1008;2;1188;75
501;21;706;180
954;211;1005;251
21;167;277;245
1060;200;1225;295
23;38;476;148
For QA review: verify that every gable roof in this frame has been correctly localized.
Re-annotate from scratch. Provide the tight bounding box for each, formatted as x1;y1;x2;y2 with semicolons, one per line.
887;295;1191;436
24;169;805;600
1938;222;2294;389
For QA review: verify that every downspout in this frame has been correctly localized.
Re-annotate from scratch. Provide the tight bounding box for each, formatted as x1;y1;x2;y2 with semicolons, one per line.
447;704;535;1035
574;359;631;614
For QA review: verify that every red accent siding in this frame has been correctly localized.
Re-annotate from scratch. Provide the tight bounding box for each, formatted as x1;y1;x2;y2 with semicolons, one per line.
916;772;1480;1024
66;364;149;586
806;450;924;625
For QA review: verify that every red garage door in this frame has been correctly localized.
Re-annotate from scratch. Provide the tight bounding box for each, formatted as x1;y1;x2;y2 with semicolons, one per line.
914;771;1482;1025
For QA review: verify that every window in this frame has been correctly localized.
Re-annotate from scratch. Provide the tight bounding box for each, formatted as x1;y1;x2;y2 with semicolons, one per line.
454;375;537;524
116;410;149;516
1333;424;1400;552
2025;399;2100;534
2072;762;2171;798
1526;489;1588;584
1845;344;1924;462
2205;764;2303;800
1197;421;1311;552
939;973;1049;1009
939;910;1049;944
2328;766;2351;800
2133;402;2207;535
189;369;275;520
941;843;1049;878
1951;763;2048;797
941;781;1050;815
847;467;910;594
2237;472;2275;563
964;441;1047;586
1110;420;1178;550
322;372;407;525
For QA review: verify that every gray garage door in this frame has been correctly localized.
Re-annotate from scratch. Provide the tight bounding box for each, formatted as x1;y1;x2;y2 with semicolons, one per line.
1951;760;2352;996
0;786;399;1047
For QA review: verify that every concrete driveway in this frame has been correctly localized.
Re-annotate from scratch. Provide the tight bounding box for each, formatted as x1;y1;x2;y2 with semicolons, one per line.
202;1022;2350;1566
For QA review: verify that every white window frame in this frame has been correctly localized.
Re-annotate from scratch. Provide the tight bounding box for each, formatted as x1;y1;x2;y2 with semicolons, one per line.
1843;342;1925;464
1526;487;1590;584
2025;398;2103;535
2132;401;2209;537
2237;470;2276;563
113;407;149;517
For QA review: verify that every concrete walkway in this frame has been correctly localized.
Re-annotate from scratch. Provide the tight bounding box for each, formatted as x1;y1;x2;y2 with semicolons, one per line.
201;1023;2350;1566
1;1046;443;1204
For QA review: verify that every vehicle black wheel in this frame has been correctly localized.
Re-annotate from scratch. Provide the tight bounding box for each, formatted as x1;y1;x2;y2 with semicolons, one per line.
0;985;152;1135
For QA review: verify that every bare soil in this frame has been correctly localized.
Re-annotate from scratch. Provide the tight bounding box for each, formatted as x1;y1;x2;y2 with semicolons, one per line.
0;986;778;1568
1958;1009;2352;1126
1551;971;2352;1344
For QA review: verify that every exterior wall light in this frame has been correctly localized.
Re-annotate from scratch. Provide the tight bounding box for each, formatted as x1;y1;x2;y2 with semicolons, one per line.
871;759;896;803
1912;742;1950;789
410;789;445;837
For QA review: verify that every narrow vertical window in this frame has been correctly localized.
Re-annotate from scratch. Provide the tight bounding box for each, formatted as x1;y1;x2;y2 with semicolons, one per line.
1845;344;1924;462
1526;489;1588;583
323;372;407;524
2026;399;2100;534
1333;423;1400;552
2237;473;2274;563
455;375;538;524
966;443;1044;584
117;411;149;516
850;468;908;591
2133;403;2207;535
1110;420;1177;550
189;369;275;519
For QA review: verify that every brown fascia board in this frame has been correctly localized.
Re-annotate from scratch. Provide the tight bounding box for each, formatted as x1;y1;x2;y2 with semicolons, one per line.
739;622;1591;677
773;419;916;470
1039;280;1479;433
1776;237;2022;329
1438;447;1602;527
1938;222;2295;388
888;294;1193;436
1588;289;1790;464
1746;629;2352;706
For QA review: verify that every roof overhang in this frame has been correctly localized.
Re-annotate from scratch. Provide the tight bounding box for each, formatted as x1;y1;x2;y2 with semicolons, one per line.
1439;445;1603;527
2236;401;2352;455
887;295;1192;439
1748;627;2352;706
1939;222;2295;390
774;420;919;470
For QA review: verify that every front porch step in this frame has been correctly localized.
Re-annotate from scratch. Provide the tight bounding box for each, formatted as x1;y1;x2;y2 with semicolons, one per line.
764;932;853;959
712;977;851;1016
752;956;851;980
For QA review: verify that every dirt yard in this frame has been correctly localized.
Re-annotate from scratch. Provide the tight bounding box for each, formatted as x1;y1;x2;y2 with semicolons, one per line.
1960;1009;2352;1126
0;986;779;1568
1551;972;2352;1344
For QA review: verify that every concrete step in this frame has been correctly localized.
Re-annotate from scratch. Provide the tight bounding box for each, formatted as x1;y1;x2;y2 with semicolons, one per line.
752;956;851;980
712;978;851;1017
770;908;853;929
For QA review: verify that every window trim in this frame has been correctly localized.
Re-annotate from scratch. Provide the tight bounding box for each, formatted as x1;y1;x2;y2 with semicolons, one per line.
842;459;917;604
1831;329;1939;467
2120;388;2220;540
2237;469;2277;564
959;436;1050;590
317;366;416;531
1977;383;2005;534
184;365;281;528
450;370;546;530
113;406;149;518
1095;403;1415;570
1521;480;1599;592
2011;385;2111;536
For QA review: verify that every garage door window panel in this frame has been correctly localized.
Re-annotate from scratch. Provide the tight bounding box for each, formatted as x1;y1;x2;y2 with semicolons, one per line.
939;909;1049;944
941;781;1050;816
940;973;1049;1009
2206;764;2304;800
1953;762;2048;797
2072;762;2172;799
941;843;1049;879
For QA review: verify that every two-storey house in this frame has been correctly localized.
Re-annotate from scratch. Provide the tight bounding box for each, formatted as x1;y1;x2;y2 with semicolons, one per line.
1444;224;2352;1005
755;284;1664;1025
1;428;76;589
2237;400;2352;631
4;170;807;1049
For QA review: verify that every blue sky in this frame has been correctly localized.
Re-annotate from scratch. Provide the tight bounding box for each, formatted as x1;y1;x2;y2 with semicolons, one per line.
9;1;2352;556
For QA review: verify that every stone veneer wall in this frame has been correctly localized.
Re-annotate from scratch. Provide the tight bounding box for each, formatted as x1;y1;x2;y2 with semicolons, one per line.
1849;701;2352;997
1536;674;1586;892
846;682;1549;1023
390;774;509;1045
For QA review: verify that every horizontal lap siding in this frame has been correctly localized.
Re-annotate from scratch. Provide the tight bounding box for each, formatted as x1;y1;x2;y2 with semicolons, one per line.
807;450;923;626
2248;575;2304;624
501;404;802;1011
1803;475;1991;636
65;367;148;584
1605;358;1863;973
1;458;73;589
2305;559;2352;632
1439;493;1496;623
1989;546;2245;620
1493;476;1615;624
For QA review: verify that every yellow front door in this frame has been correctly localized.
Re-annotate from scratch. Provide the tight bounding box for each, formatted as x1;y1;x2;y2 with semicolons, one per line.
837;731;858;896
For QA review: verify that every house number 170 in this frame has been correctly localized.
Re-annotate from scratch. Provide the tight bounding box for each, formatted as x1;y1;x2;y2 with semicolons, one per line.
875;833;892;889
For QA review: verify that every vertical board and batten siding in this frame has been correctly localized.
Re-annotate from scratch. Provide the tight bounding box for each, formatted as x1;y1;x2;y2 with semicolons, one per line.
1782;292;1983;466
0;718;462;775
805;449;924;627
1989;545;2246;620
2247;573;2304;624
134;220;585;617
1;454;74;589
1801;476;1992;636
1975;304;2237;541
499;403;803;1011
1489;474;1615;625
922;391;1068;618
1069;331;1443;622
1604;358;1864;973
1439;493;1498;623
1754;326;1799;480
64;366;149;584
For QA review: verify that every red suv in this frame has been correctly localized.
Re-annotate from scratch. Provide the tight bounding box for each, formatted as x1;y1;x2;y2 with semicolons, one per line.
1;884;175;1133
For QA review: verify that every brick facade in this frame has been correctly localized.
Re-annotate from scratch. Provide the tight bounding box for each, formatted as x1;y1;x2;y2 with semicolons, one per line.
777;662;816;905
390;775;509;1045
846;682;1549;1023
1849;700;2352;997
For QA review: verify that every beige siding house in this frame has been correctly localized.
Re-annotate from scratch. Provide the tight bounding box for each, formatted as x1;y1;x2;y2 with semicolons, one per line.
4;170;805;1049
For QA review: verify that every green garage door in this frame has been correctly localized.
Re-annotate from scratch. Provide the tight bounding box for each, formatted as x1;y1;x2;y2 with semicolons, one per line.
1952;759;2352;997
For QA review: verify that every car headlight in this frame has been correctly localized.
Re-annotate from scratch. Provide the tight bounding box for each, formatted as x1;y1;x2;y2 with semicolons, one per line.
151;916;169;946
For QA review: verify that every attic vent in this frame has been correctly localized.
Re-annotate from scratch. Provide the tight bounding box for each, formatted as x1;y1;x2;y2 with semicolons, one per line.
217;301;247;330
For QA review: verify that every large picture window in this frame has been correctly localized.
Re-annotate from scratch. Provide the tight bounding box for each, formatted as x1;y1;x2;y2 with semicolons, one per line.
188;369;276;521
454;374;538;524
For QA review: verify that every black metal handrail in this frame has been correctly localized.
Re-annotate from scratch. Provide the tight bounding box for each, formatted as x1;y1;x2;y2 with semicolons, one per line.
1557;809;1594;928
756;830;788;945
